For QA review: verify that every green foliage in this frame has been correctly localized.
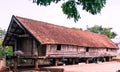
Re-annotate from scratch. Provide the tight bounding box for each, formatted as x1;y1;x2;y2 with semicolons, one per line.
72;27;83;30
33;0;106;22
87;25;102;33
34;0;60;6
77;0;106;15
87;25;117;39
0;28;13;56
0;46;13;56
61;0;80;22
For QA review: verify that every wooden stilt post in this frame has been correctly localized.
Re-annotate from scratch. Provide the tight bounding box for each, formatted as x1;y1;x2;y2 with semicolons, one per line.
67;58;70;64
72;58;75;64
111;57;112;61
109;57;112;61
55;59;58;66
14;60;17;69
76;58;79;64
86;58;89;64
53;58;58;66
104;57;106;62
96;58;99;63
107;57;109;62
110;57;112;61
34;58;39;69
108;57;110;61
13;56;18;71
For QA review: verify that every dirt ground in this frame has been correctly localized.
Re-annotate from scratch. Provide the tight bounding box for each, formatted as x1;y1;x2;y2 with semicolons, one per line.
1;61;120;72
46;61;120;72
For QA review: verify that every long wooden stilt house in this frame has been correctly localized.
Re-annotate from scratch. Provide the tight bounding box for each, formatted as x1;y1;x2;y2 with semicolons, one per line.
2;15;118;69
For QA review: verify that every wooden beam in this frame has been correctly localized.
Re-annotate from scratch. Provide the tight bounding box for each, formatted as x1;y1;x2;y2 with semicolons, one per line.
108;57;112;61
13;57;18;70
104;57;106;62
55;59;58;66
53;58;58;66
18;34;29;37
13;17;27;33
7;32;29;37
34;58;39;69
7;32;18;37
72;58;75;64
86;58;89;64
96;58;99;63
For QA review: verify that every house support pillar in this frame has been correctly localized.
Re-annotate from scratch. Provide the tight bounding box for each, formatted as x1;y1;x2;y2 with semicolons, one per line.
108;57;110;61
86;58;89;64
75;58;79;64
111;57;113;61
34;58;39;69
13;56;18;71
72;58;75;64
67;58;70;64
14;59;17;69
96;58;99;63
53;59;58;66
109;57;112;61
103;57;106;62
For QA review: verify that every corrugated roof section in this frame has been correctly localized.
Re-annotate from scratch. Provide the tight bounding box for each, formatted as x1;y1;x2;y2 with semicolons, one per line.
15;16;118;48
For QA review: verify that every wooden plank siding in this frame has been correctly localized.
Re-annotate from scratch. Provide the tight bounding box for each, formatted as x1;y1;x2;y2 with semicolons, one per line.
14;40;117;58
38;44;46;56
46;45;117;58
16;37;33;56
12;36;117;58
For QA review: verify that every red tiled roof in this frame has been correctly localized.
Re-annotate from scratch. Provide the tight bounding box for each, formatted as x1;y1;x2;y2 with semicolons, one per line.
15;16;118;48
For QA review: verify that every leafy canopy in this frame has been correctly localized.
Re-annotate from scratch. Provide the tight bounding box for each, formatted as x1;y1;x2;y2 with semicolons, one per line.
33;0;106;22
87;25;117;39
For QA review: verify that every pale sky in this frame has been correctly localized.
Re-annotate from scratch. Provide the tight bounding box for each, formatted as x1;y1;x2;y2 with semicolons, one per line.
0;0;120;36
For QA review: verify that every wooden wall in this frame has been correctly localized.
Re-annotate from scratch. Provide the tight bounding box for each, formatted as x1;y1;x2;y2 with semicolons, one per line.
16;37;47;56
46;44;117;58
16;37;33;55
15;38;117;57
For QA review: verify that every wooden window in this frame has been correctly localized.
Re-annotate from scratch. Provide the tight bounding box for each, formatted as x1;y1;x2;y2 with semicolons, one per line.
57;45;61;50
86;47;89;52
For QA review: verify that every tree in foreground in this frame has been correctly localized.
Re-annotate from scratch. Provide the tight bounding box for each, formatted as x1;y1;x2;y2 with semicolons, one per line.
0;28;13;56
32;0;106;22
87;25;117;39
